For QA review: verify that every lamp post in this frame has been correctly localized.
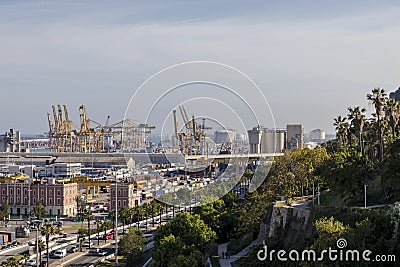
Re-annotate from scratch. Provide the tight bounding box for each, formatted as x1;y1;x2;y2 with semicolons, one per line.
114;183;118;266
35;221;41;267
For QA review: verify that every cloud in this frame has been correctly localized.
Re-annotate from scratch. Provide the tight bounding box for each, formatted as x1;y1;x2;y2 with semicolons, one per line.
0;1;400;134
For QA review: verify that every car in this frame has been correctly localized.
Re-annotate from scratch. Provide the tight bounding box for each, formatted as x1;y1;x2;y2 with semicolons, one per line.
103;233;113;240
82;241;93;247
40;261;48;267
51;237;59;241
97;249;107;256
49;250;56;257
67;245;79;253
26;259;37;266
89;248;100;254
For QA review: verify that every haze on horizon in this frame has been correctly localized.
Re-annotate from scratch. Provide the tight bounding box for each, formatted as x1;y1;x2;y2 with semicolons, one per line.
0;0;399;136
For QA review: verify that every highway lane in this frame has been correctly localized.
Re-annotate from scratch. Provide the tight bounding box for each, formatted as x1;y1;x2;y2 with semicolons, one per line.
48;243;115;267
0;245;30;262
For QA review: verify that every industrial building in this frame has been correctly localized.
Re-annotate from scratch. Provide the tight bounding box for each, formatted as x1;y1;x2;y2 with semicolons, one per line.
0;129;21;152
286;124;304;150
248;127;286;153
309;129;326;142
214;130;236;144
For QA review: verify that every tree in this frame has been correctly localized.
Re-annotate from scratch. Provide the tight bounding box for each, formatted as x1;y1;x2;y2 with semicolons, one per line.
33;239;45;265
385;98;400;138
153;212;216;267
0;256;19;267
31;199;46;219
0;199;8;220
348;106;366;154
94;219;102;247
334;115;348;147
119;206;132;234
316;149;371;202
40;223;56;264
84;210;94;248
78;232;85;252
119;227;147;267
367;87;387;160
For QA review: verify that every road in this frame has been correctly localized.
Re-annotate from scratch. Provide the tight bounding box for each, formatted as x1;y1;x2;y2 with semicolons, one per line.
48;243;115;267
0;245;30;263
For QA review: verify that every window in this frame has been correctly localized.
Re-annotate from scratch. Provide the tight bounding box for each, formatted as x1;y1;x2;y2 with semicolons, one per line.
24;189;27;196
17;197;20;204
57;198;61;205
123;200;126;206
24;197;27;205
118;200;121;207
49;189;52;195
2;189;4;195
10;188;13;195
49;198;52;205
33;190;36;196
10;196;13;203
57;190;61;196
123;190;127;196
118;190;121;196
33;197;36;204
41;189;44;196
112;200;116;206
17;188;20;195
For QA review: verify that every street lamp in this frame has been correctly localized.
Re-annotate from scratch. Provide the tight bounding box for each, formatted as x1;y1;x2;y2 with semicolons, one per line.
35;220;42;267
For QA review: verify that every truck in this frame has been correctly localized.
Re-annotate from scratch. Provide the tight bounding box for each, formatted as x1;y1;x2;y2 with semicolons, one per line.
53;249;66;259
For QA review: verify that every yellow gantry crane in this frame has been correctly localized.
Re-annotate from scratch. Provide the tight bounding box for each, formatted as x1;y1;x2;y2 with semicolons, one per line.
46;105;155;153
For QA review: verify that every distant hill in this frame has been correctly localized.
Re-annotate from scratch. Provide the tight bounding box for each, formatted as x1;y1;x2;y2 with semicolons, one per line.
389;87;400;101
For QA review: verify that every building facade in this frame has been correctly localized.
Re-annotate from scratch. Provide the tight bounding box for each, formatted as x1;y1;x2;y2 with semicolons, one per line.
0;180;78;217
109;184;141;211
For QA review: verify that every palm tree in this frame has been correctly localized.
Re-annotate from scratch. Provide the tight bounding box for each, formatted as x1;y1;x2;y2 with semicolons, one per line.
31;199;47;219
33;240;45;265
119;206;131;234
334;115;348;147
40;223;56;265
77;232;85;252
385;98;400;138
348;106;366;154
367;87;387;161
84;210;94;248
75;195;84;216
94;219;102;247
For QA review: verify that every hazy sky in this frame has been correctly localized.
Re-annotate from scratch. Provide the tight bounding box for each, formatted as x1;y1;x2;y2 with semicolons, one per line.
1;0;400;135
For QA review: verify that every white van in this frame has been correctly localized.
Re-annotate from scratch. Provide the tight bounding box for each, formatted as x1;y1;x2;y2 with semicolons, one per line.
53;249;66;258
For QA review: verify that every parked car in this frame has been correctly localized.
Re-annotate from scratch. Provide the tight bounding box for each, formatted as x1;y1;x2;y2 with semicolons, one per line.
97;249;107;256
53;249;66;259
89;248;100;255
26;259;36;266
40;261;48;267
67;245;79;253
82;241;93;247
102;233;113;240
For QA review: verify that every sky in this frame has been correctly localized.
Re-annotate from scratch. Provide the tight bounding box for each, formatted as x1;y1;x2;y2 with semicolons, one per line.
1;0;400;136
